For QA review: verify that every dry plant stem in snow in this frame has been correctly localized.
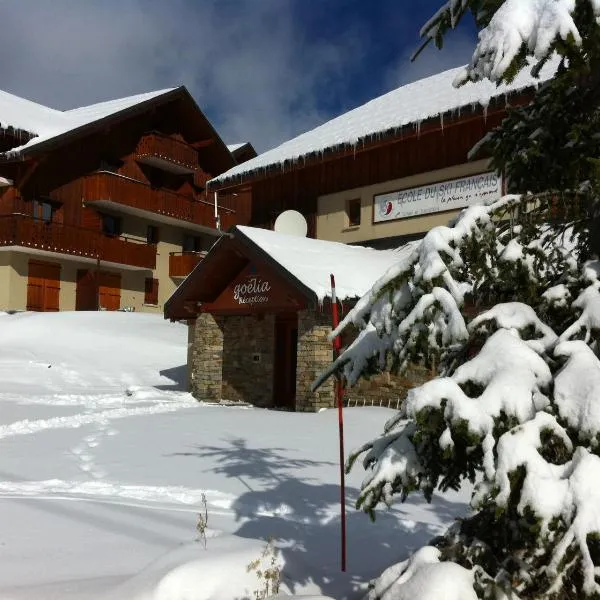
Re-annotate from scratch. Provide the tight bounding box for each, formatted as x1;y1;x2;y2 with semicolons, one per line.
246;538;281;600
195;492;208;548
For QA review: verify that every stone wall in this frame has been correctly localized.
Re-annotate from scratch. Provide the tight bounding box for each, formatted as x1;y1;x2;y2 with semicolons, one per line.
296;309;335;411
221;314;275;407
188;312;224;402
340;322;434;409
187;308;434;412
345;364;433;409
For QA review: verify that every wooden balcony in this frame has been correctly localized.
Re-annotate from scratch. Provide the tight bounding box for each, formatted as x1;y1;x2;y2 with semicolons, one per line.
135;133;199;174
169;251;206;278
83;171;235;229
0;214;156;269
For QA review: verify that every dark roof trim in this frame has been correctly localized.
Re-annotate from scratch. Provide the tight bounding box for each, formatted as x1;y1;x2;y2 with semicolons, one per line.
163;231;232;318
230;142;257;163
164;226;319;320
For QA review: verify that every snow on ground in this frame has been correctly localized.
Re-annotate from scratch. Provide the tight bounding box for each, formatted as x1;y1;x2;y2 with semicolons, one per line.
0;312;470;599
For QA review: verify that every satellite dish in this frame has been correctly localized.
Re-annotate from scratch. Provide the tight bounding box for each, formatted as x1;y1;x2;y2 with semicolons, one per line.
274;210;308;237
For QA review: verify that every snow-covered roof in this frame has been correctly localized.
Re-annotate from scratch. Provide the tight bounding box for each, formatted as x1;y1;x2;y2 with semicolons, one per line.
226;143;247;153
0;88;176;157
0;90;64;138
238;225;417;301
211;59;559;186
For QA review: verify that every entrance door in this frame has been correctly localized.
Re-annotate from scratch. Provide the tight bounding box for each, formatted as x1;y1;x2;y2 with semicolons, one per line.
98;272;121;311
76;269;97;311
75;270;121;311
27;260;60;312
273;314;298;410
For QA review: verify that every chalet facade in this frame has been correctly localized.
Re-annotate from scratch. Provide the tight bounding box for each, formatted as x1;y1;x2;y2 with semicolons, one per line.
170;62;560;410
208;62;558;249
164;226;426;411
0;87;253;313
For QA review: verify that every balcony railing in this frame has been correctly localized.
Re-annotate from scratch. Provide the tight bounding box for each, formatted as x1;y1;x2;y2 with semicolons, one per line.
83;171;235;228
169;251;206;278
135;133;199;174
0;213;156;269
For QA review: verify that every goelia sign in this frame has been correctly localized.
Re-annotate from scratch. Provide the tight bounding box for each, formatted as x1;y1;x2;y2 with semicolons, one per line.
373;172;502;223
232;276;271;305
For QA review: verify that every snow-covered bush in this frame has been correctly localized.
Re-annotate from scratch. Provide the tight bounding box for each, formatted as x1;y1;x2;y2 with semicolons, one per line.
315;2;600;597
324;194;600;599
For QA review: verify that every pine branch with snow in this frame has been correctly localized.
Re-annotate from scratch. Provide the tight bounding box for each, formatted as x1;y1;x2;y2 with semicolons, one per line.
420;0;600;86
325;2;600;598
330;198;600;598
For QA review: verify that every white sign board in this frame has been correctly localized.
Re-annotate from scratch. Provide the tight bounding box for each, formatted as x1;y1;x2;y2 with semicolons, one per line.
373;172;502;223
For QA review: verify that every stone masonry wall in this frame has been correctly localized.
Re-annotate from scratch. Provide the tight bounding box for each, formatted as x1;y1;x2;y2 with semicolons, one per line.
346;365;433;409
296;310;335;411
341;322;434;409
222;314;275;407
188;313;224;402
187;308;433;412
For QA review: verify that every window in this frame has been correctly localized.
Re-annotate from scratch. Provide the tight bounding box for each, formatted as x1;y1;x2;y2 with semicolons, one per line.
146;225;160;245
183;234;202;253
102;214;121;237
346;198;361;227
33;200;56;223
144;277;159;305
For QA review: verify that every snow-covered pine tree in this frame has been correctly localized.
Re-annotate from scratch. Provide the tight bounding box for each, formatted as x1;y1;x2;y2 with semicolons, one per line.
314;2;600;598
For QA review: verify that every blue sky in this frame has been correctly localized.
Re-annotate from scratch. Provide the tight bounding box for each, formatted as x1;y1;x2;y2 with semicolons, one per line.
0;0;476;152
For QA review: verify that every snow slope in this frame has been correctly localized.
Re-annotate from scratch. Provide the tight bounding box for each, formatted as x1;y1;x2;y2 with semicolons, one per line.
0;312;470;599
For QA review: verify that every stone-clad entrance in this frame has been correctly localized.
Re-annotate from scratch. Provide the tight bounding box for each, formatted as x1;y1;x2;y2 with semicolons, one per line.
165;225;429;411
187;308;335;411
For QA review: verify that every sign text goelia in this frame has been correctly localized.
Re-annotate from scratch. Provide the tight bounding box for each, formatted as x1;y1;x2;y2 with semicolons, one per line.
233;277;271;305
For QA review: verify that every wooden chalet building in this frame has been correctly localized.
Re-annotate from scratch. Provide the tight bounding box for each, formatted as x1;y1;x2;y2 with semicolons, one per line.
208;61;558;249
169;61;560;410
0;87;254;313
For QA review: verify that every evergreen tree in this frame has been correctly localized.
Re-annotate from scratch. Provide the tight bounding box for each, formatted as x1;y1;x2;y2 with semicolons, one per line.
317;2;600;598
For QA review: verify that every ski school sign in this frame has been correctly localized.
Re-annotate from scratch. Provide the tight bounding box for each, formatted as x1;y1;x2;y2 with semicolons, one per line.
373;172;502;223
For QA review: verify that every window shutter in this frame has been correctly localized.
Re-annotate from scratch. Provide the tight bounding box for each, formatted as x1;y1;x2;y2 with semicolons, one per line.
144;277;159;305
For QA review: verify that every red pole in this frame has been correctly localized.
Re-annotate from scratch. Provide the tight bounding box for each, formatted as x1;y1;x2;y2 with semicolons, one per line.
330;274;347;572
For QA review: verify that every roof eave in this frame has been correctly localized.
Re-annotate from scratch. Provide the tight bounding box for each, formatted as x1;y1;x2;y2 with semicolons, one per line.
0;86;232;164
163;225;320;320
163;232;232;320
207;85;536;191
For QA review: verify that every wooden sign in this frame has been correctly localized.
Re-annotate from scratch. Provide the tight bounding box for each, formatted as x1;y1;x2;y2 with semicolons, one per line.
202;262;305;313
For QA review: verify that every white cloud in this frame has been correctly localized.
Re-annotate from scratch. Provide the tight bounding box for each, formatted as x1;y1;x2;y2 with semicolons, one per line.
0;0;368;152
0;1;476;153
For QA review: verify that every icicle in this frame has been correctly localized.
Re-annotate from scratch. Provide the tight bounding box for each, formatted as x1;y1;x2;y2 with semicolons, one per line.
439;113;444;132
416;119;421;137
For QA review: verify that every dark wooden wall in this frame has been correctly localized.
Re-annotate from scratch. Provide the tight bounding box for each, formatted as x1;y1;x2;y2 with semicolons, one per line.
221;107;511;236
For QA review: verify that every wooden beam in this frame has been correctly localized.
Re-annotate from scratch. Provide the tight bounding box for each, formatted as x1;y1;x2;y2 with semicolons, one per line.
183;300;199;314
191;139;215;149
17;158;43;188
